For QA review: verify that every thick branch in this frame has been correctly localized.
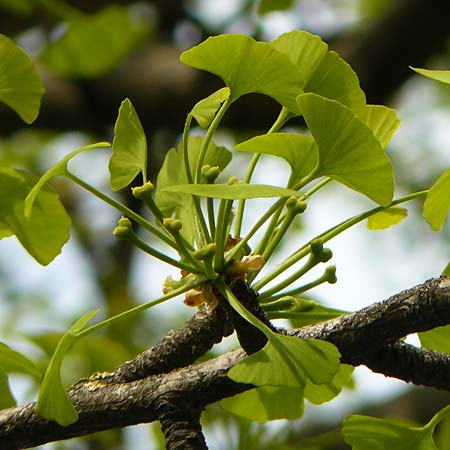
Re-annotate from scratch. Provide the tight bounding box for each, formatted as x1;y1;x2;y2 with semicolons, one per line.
1;277;450;448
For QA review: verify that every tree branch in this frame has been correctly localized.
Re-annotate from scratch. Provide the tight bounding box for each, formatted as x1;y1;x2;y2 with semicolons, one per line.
1;277;450;448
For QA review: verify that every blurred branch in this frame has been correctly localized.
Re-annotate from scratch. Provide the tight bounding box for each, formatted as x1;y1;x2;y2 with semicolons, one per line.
1;277;450;448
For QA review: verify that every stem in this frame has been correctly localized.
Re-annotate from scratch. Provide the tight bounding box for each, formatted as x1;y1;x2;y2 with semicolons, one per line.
301;177;332;199
207;197;216;239
253;191;428;290
234;107;293;238
427;403;450;430
214;199;233;271
170;231;205;272
65;171;178;250
268;272;329;301
76;276;207;338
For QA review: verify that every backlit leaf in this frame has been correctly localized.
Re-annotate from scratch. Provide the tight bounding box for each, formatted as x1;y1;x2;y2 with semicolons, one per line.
35;310;98;426
411;67;450;85
343;415;438;450
180;34;303;112
419;325;450;355
423;168;450;231
40;5;148;78
297;93;394;206
259;0;295;15
355;105;400;149
0;368;16;409
191;87;230;129
110;98;147;191
0;167;71;265
234;133;318;187
221;386;304;422
272;31;365;110
162;183;296;200
367;207;408;230
0;33;44;123
0;342;41;378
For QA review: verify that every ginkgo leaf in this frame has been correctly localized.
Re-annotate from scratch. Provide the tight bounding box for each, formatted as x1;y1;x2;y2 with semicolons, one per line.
0;342;41;378
366;207;408;230
162;183;296;200
40;5;148;78
343;415;438;450
180;34;303;112
410;67;450;85
234;133;318;187
0;167;71;265
35;309;98;426
0;368;16;409
259;0;295;15
355;105;400;149
272;31;365;111
0;33;44;123
419;324;450;355
423;168;450;231
109;98;147;191
297;93;394;206
25;142;110;218
221;386;304;422
191;87;230;129
304;364;353;405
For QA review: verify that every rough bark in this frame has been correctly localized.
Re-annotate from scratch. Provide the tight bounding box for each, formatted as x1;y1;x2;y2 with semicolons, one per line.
1;277;450;449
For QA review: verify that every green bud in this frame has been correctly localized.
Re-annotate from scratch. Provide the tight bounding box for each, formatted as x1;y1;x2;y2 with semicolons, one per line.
319;248;333;263
193;243;217;260
228;176;239;185
113;217;133;240
201;165;220;183
310;239;323;257
286;196;298;208
294;200;307;214
132;181;154;200
325;265;337;284
163;218;183;233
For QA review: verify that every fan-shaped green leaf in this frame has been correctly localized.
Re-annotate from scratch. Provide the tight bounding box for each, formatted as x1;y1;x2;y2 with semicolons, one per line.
221;386;304;422
234;133;318;187
0;342;41;378
40;5;148;78
0;167;71;265
0;33;44;123
180;34;303;112
271;31;365;110
162;183;296;200
35;310;98;426
423;168;450;231
419;325;450;355
191;87;230;129
355;105;400;149
0;368;16;409
24;142;110;218
411;67;450;85
297;93;394;206
367;207;408;230
110;98;147;191
343;415;438;450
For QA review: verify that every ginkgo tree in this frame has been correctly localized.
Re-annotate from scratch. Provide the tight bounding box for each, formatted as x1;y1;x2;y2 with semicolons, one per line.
0;28;450;450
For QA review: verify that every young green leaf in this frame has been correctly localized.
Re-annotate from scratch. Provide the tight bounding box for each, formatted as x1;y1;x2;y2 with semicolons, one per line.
162;183;297;200
191;87;231;129
343;415;438;450
442;262;450;277
0;33;44;123
304;364;353;405
410;67;450;85
366;207;408;230
234;133;318;187
355;105;400;149
271;31;365;110
180;34;303;112
109;98;147;191
40;5;148;78
297;93;394;206
0;342;41;378
229;333;340;388
35;309;98;426
419;324;450;355
221;386;304;422
0;167;71;265
24;142;110;218
423;168;450;231
0;368;16;409
259;0;295;15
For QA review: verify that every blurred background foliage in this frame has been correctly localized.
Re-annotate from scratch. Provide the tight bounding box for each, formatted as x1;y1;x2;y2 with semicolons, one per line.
0;0;450;448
